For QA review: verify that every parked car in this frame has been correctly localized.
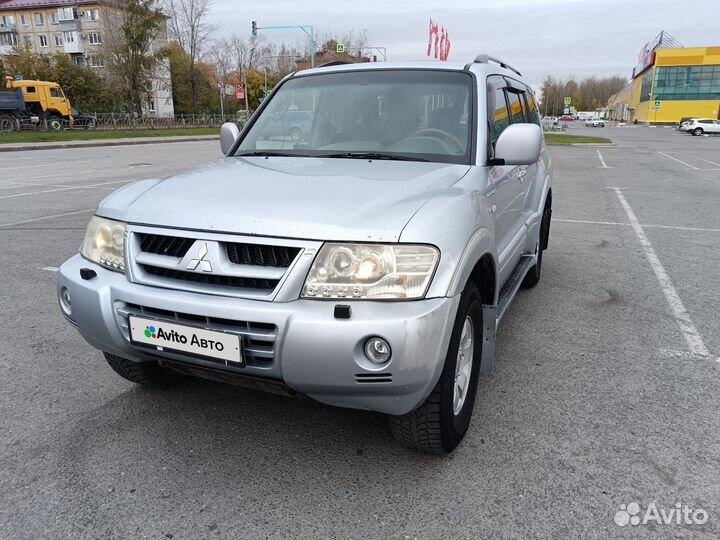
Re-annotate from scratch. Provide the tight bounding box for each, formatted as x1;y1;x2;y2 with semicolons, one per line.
678;117;695;131
71;108;97;129
261;110;314;143
58;56;553;454
585;117;605;127
558;115;574;122
685;118;720;136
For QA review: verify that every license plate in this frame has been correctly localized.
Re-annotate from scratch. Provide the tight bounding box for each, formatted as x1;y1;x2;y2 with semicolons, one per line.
129;315;243;364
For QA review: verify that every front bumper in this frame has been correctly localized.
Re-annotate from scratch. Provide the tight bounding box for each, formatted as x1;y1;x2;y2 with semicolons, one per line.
58;255;460;415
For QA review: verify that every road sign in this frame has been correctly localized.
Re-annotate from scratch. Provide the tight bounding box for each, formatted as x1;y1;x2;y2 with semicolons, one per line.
235;84;244;100
336;43;345;54
225;85;234;96
563;107;570;114
217;81;224;91
653;100;661;108
564;97;572;106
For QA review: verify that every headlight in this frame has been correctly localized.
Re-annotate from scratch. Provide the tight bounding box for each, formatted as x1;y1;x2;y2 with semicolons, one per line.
81;215;127;272
302;244;439;300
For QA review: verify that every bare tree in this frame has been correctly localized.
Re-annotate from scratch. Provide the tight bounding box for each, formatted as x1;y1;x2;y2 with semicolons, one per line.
210;37;235;116
228;34;262;113
165;0;213;114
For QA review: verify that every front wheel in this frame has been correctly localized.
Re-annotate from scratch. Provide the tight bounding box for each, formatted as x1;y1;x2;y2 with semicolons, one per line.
47;115;64;131
389;281;483;454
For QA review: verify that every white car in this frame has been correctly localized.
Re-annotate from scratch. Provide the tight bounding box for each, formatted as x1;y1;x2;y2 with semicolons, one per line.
685;118;720;136
585;118;605;127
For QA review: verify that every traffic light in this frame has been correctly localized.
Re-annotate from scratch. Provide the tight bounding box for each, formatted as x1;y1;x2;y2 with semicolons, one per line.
251;20;257;37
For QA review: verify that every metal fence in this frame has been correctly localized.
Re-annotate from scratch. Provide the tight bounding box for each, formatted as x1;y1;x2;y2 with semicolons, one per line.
91;113;237;130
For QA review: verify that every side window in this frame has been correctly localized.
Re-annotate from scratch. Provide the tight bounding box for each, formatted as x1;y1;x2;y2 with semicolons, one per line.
507;91;525;124
524;91;541;126
50;88;59;98
488;86;510;147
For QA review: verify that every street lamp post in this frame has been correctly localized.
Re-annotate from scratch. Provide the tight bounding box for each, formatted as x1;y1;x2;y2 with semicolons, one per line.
252;24;316;68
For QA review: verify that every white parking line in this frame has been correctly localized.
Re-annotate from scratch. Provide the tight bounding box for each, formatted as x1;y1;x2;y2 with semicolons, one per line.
0;179;130;200
2;160;93;171
699;157;720;168
0;208;93;228
658;152;699;170
553;218;720;233
596;150;612;168
612;188;713;360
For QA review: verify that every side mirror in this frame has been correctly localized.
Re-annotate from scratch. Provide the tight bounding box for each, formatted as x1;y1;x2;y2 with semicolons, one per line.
220;122;240;155
493;124;543;166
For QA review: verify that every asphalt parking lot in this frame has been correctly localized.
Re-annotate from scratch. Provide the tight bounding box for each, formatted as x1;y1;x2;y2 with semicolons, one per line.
1;127;719;539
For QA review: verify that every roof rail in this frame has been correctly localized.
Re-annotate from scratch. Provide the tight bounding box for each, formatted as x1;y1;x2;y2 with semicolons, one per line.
472;54;522;77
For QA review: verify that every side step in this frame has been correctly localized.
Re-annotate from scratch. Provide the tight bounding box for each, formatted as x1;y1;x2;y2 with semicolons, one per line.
496;254;536;325
479;253;535;374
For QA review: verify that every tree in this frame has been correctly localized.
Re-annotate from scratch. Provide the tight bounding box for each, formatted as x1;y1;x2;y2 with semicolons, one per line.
539;74;627;115
167;41;218;114
102;0;168;115
165;0;213;114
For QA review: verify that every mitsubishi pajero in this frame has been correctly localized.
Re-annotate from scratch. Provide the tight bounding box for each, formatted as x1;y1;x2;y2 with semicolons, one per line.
58;55;553;454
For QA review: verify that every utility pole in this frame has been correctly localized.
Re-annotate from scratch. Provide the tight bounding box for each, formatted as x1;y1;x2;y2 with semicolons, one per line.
219;83;225;118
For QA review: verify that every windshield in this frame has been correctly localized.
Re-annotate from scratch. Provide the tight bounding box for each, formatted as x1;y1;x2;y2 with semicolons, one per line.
234;69;473;164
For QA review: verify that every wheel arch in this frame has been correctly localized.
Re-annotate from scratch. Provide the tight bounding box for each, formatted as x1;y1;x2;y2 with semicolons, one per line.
467;253;496;307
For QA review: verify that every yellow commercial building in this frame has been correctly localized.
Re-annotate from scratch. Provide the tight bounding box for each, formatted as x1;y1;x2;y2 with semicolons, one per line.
621;45;720;125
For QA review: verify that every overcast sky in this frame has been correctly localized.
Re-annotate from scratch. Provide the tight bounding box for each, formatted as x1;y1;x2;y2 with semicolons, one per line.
211;0;718;86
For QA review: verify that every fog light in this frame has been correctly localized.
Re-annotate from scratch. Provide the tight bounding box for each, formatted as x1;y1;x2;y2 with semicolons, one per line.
364;337;391;364
59;286;72;316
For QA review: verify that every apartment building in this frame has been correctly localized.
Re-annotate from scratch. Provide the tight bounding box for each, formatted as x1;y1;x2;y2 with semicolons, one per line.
0;0;174;116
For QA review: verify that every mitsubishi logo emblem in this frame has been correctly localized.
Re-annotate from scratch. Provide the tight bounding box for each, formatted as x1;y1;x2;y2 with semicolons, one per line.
186;242;213;272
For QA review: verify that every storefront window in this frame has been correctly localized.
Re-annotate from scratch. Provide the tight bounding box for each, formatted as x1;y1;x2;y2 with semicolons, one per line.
653;65;720;101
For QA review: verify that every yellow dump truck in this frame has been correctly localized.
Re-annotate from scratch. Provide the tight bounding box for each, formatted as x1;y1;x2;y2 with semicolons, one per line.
0;76;74;131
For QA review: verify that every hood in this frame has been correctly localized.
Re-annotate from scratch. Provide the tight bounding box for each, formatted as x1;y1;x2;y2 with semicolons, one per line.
98;157;470;242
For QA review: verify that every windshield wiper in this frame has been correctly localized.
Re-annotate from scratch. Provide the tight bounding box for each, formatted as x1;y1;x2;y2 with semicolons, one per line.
321;152;429;162
235;150;311;157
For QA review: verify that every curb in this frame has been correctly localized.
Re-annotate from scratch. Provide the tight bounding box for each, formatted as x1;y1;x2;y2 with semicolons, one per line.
0;135;219;152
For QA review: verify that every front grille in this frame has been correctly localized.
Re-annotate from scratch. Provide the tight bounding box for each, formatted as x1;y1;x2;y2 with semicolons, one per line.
141;264;279;291
115;302;277;368
138;233;195;257
225;243;300;268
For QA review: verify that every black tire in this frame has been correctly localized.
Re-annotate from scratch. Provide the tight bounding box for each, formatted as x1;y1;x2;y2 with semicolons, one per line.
693;128;703;136
47;115;63;131
0;115;16;133
290;127;303;143
389;281;483;454
522;206;552;289
103;352;186;387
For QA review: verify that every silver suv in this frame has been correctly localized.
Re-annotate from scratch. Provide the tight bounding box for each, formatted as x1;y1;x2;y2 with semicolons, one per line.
58;55;553;454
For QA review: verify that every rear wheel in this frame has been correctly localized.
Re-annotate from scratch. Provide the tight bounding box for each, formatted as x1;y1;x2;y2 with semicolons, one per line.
389;281;483;454
692;127;703;136
522;204;552;289
290;127;303;143
103;352;186;387
0;115;16;133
